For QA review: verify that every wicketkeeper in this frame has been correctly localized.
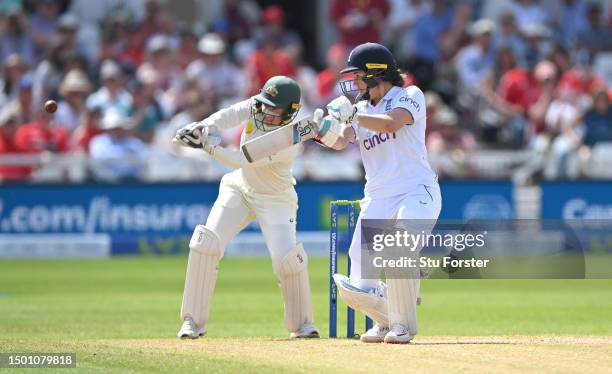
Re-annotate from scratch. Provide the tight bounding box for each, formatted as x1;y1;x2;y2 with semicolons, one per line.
173;76;343;339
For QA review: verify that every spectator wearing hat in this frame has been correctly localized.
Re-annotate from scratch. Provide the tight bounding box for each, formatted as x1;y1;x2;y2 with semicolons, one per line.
0;111;30;181
89;109;148;182
259;5;303;61
0;54;29;108
137;34;180;93
54;69;92;132
455;19;497;89
186;33;244;106
329;0;389;47
0;9;36;64
86;59;132;114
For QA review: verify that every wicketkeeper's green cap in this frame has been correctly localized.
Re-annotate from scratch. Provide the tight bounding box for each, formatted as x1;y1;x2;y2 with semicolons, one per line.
254;76;301;111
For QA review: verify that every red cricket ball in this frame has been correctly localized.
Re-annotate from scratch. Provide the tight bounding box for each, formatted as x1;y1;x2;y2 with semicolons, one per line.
44;100;58;114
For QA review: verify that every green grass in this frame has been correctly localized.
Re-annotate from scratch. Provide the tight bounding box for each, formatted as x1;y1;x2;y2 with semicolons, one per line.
0;257;611;372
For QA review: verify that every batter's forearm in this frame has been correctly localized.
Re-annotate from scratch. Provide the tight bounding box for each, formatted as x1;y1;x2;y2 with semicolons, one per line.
355;113;403;133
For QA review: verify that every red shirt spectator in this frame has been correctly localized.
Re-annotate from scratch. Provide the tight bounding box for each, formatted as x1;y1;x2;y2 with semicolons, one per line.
498;68;542;111
329;0;390;47
0;115;30;181
246;38;297;96
14;114;69;154
559;69;605;97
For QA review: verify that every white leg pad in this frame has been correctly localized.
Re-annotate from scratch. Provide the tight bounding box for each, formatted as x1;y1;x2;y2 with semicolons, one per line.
333;274;389;326
277;243;315;333
387;277;420;335
180;225;222;329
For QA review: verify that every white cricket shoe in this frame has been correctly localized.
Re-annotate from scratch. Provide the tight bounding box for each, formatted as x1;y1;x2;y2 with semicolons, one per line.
177;317;206;339
360;324;390;343
290;323;320;339
384;324;414;344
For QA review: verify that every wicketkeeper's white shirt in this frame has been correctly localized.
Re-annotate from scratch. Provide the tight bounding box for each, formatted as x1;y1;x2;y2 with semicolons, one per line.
353;86;438;199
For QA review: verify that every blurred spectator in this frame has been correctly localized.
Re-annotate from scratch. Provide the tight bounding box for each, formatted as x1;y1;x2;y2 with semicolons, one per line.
28;0;60;58
55;13;89;61
186;33;244;108
1;73;33;125
577;3;612;54
410;0;453;89
511;0;549;29
329;0;389;47
520;22;551;64
0;111;30;181
582;87;612;147
162;90;214;154
554;0;589;47
54;69;92;132
137;0;164;44
455;19;496;89
86;60;132;114
245;34;297;96
440;2;473;61
32;35;72;107
316;44;348;106
137;35;180;93
386;0;431;62
525;60;559;139
427;91;477;154
493;11;527;63
175;27;200;71
220;0;260;45
126;79;165;144
0;9;35;64
559;51;605;108
71;105;102;152
89;109;148;182
548;44;572;78
259;5;303;61
0;54;29;108
13;109;69;155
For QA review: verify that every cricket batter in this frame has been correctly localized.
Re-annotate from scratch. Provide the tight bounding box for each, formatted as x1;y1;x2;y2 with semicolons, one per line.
326;43;442;343
173;76;340;339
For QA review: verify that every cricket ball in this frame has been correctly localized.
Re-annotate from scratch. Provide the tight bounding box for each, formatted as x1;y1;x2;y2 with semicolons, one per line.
44;100;58;114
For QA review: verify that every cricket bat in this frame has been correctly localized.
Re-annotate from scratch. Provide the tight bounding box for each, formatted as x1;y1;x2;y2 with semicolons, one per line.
241;113;320;163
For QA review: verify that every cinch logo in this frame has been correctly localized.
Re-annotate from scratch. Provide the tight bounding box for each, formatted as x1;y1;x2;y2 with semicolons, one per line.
399;96;420;112
363;132;397;150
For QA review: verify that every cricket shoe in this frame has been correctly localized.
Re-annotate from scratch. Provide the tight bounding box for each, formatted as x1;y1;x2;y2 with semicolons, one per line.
360;324;390;343
177;317;206;339
290;323;320;339
383;324;414;344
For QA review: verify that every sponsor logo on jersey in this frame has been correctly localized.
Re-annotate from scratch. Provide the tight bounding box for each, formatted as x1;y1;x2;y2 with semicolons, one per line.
399;96;420;112
363;132;397;150
245;121;254;134
385;99;392;112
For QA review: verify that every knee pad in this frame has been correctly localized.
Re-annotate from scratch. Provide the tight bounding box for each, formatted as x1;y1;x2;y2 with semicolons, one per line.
189;225;222;257
278;243;308;277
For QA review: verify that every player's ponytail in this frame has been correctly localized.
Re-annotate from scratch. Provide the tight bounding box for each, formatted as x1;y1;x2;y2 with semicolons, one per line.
385;69;405;88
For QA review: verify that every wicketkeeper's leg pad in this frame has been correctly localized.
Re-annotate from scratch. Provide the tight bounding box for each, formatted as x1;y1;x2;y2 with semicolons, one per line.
277;243;315;333
180;225;222;329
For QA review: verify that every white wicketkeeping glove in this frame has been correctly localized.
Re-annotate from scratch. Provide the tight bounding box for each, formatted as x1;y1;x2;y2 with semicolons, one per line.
326;96;357;124
174;122;221;150
316;114;344;148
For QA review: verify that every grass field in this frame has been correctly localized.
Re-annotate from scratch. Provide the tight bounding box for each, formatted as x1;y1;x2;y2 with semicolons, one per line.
1;257;611;373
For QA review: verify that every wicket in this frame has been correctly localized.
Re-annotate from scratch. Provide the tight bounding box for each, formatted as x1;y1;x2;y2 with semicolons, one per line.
329;200;373;338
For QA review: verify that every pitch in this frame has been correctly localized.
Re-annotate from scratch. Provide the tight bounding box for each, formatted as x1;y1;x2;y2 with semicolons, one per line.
1;257;611;373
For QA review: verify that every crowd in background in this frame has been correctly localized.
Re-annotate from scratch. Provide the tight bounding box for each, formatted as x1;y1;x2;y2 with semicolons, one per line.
0;0;611;183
